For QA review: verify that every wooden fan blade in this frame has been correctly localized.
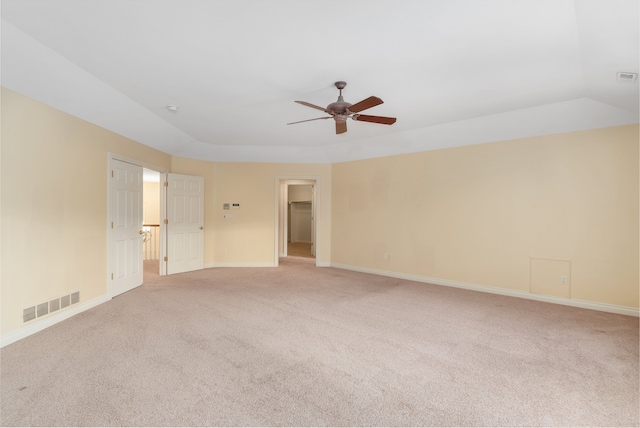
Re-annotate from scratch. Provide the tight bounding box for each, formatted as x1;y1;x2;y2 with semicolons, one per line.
287;117;331;125
336;121;347;134
295;100;330;113
352;114;396;125
348;96;383;113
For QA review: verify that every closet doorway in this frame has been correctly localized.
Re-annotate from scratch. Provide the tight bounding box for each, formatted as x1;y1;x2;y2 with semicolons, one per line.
288;184;314;258
275;177;319;265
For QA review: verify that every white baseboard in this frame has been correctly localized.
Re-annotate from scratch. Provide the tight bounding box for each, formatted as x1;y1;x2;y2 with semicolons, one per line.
1;294;111;348
330;263;640;317
207;260;331;268
206;262;276;268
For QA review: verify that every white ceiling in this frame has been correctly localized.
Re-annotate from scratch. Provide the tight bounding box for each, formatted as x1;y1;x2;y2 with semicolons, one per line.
2;0;638;163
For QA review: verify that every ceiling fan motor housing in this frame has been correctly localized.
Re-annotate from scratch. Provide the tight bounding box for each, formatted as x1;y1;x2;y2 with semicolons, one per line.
327;97;352;116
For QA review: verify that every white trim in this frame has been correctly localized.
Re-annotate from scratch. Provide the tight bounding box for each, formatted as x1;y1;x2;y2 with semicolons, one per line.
207;262;276;268
207;261;329;268
159;172;168;276
277;180;288;259
108;152;168;174
274;176;321;267
1;294;111;348
330;263;640;317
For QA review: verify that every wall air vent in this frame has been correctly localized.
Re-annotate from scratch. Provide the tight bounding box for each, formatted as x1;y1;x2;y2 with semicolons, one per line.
23;307;36;323
37;303;49;317
23;292;80;323
616;72;638;83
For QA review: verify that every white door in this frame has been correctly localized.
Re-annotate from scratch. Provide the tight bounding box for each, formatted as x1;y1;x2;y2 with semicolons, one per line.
110;159;144;297
167;173;205;274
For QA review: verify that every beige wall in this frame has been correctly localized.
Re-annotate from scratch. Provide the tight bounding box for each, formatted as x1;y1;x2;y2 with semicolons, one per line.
212;163;331;265
1;88;172;335
331;125;639;308
289;184;313;202
168;158;331;266
143;181;160;225
142;181;161;260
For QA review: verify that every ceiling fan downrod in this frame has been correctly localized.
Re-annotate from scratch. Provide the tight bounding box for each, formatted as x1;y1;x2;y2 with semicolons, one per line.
327;81;351;114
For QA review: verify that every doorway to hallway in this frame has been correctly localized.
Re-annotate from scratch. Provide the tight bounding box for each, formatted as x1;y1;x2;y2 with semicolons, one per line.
142;168;162;275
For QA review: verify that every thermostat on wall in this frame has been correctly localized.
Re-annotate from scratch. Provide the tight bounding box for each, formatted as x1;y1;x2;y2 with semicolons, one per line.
232;203;240;209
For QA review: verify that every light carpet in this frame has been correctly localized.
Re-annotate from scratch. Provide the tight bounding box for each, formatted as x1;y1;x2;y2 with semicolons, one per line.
1;258;638;426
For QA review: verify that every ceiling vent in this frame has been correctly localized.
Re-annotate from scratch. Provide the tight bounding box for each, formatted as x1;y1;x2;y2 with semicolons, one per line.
616;72;638;83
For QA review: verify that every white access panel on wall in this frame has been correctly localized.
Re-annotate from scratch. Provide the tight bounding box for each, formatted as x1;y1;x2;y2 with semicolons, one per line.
166;173;204;275
110;159;144;297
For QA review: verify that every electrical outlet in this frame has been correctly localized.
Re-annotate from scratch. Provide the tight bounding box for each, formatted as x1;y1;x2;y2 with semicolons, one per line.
560;275;567;285
383;253;391;261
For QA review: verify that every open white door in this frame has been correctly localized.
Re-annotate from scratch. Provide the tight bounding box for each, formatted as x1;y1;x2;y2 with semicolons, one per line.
166;173;204;274
110;159;144;297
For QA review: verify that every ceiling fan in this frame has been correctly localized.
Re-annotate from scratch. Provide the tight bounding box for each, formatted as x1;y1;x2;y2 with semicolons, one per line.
287;81;396;134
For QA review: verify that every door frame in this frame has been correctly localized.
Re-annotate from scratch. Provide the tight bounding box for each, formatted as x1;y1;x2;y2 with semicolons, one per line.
107;153;168;296
274;176;319;267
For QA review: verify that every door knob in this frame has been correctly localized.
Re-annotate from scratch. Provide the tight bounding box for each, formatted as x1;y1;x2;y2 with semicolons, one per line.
199;226;204;230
